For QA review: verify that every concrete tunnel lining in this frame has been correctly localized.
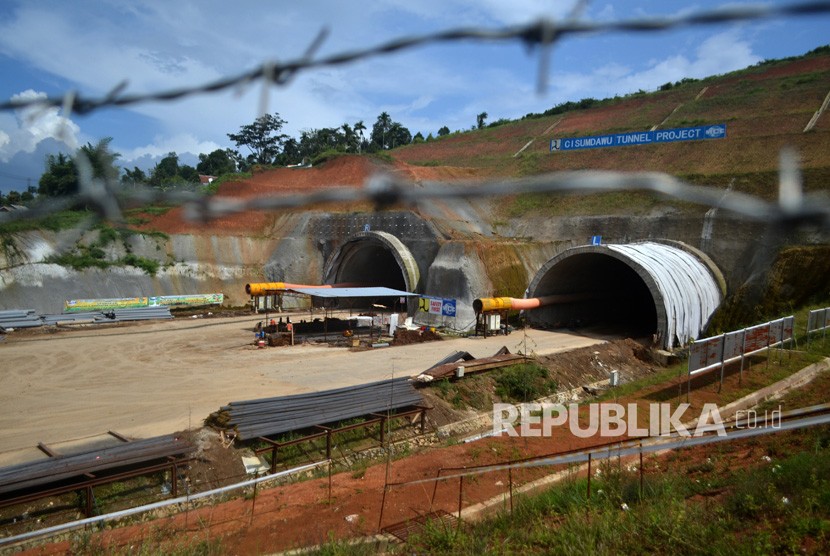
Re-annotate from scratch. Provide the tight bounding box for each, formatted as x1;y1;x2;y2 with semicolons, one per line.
324;231;421;295
527;242;722;349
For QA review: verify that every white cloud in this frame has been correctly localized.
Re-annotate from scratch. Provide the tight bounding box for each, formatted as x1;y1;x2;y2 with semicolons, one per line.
548;29;761;100
118;133;221;163
0;0;814;179
0;90;80;162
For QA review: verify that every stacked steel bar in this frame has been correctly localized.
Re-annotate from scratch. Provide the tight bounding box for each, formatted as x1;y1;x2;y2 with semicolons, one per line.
0;309;43;329
220;377;424;440
0;434;193;497
32;306;174;327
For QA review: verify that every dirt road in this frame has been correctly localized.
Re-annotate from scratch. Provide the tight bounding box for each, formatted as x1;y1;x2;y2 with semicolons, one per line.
0;314;604;466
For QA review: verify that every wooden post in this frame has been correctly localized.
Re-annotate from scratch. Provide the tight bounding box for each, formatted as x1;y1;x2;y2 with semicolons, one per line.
250;473;259;525
270;445;278;474
171;462;178;497
429;469;442;511
378;485;388;532
85;485;94;517
457;476;464;520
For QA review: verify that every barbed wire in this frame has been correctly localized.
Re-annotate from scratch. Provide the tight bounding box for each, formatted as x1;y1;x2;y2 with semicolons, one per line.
2;148;827;233
0;3;829;237
1;2;829;114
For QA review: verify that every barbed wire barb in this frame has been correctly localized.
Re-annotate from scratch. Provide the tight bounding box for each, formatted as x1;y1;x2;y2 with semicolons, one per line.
0;2;828;257
1;2;828;115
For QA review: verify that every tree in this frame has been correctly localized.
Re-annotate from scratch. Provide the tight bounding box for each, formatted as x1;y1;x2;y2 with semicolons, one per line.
341;123;356;152
278;138;301;166
437;126;450;137
476;111;488;129
354;120;366;153
178;165;199;183
122;167;148;185
149;152;180;187
38;138;121;197
227;113;288;166
146;153;201;189
4;190;22;205
77;137;120;182
387;122;411;148
413;131;425;143
371;111;393;150
197;149;236;176
38;152;78;197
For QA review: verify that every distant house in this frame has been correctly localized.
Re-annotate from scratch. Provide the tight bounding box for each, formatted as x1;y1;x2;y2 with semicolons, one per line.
198;174;217;185
0;204;28;212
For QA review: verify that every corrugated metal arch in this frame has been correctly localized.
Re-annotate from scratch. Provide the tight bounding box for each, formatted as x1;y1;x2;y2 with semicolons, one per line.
527;241;723;349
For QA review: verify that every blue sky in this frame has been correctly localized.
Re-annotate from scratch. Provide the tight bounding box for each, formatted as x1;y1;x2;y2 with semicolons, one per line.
0;0;828;194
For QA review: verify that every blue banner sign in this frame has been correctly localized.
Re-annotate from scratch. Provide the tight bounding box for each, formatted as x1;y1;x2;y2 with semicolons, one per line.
441;299;456;317
419;296;457;317
550;124;726;152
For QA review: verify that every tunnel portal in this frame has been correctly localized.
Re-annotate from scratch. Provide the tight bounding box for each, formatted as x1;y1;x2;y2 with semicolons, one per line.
526;242;723;349
324;231;420;308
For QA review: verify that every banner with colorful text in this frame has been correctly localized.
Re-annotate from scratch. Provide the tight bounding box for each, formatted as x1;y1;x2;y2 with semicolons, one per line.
551;124;726;152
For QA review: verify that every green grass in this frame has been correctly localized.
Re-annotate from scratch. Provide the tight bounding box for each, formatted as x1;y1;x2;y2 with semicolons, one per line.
121;253;161;275
494;362;558;403
503;190;669;218
69;528;222;555
138;205;175;216
401;446;830;555
47;245;110;271
0;209;91;235
46;247;161;275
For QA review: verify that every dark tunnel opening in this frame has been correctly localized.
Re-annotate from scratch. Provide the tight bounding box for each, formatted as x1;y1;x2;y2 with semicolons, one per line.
330;240;408;309
529;253;658;338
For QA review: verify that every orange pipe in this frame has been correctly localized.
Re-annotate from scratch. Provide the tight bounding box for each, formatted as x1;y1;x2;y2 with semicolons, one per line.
245;282;362;296
473;293;600;313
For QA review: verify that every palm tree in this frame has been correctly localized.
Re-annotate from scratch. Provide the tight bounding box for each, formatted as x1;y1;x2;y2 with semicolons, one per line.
341;123;354;151
373;112;392;149
354;120;366;153
78;137;120;182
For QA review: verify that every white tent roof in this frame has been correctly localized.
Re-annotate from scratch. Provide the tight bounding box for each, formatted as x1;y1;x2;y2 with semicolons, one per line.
288;287;418;298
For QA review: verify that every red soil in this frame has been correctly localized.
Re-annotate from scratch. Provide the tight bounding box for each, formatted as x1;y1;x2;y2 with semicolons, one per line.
137;155;488;235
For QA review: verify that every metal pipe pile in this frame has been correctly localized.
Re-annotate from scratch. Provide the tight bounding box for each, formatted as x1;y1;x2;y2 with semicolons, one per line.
220;377;424;440
3;306;175;328
0;309;43;329
0;434;193;497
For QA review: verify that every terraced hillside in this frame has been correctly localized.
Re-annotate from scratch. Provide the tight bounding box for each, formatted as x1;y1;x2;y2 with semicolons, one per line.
391;51;830;190
1;49;828;322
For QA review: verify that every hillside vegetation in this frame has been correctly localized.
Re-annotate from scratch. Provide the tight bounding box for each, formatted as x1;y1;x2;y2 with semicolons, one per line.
390;48;830;215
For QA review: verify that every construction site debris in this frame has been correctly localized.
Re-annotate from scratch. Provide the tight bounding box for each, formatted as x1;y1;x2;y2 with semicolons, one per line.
391;328;443;346
207;378;424;440
414;347;525;382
